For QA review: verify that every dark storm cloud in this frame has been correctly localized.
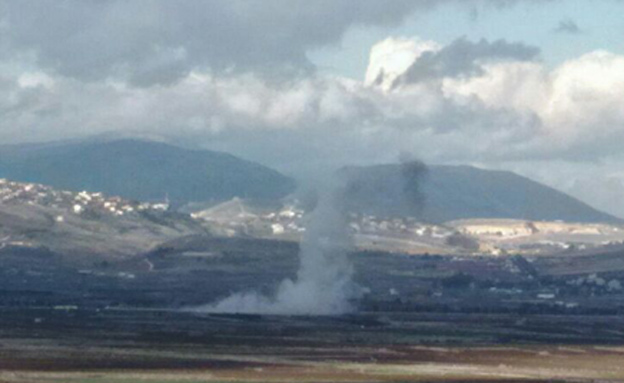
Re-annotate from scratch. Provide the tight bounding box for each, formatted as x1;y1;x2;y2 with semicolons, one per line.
0;0;557;86
394;38;541;87
0;0;427;85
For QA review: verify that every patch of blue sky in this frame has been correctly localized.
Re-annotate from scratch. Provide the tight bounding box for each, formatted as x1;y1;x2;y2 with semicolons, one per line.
309;0;624;80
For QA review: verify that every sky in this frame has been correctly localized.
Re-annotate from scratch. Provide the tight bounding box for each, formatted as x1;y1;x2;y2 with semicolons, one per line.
310;0;624;78
2;0;624;217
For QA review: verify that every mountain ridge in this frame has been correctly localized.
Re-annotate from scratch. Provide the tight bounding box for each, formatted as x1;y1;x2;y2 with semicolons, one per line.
342;163;620;224
1;138;617;224
0;139;296;206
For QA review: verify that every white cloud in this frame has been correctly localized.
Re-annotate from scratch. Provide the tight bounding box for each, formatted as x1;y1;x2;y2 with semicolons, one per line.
3;37;624;167
365;37;441;91
2;31;624;215
546;51;624;144
17;72;55;89
436;50;624;160
443;61;548;114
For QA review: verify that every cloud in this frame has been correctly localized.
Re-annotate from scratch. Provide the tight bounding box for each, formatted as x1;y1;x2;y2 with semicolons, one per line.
554;18;582;34
3;37;624;170
0;0;430;86
365;37;441;91
0;0;558;86
393;38;541;88
2;23;624;212
439;51;624;162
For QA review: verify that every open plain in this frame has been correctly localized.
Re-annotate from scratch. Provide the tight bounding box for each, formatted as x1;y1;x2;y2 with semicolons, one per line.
1;308;624;382
1;236;624;382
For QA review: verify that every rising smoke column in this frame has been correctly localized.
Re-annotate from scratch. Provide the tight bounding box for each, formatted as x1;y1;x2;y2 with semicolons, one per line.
197;176;358;316
196;159;427;316
399;157;428;216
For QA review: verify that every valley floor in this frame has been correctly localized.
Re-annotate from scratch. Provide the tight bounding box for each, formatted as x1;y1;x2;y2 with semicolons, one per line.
2;236;624;382
1;308;624;382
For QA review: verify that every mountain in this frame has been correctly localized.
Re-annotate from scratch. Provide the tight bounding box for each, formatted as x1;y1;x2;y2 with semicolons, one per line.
0;139;295;206
342;164;620;224
1;139;617;224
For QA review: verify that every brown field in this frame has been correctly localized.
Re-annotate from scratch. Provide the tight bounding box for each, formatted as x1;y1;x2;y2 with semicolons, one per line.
2;341;624;382
1;309;623;383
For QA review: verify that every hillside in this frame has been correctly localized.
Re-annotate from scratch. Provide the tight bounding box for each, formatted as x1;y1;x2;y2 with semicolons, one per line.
0;139;295;206
1;139;617;224
342;164;620;224
0;178;205;260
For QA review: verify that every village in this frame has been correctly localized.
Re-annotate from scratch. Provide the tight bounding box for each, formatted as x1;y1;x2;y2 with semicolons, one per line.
189;197;624;257
0;178;170;219
0;179;200;258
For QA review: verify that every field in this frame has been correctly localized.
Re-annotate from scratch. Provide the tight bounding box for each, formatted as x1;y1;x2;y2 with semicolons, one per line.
2;236;624;382
1;308;624;382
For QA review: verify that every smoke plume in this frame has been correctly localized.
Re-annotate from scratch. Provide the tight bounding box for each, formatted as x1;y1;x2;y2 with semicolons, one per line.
195;158;427;316
340;157;428;219
196;176;359;316
399;156;429;216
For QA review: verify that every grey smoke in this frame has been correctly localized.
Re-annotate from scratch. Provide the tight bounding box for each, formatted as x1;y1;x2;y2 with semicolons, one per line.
197;175;359;315
195;159;428;315
341;159;429;219
400;157;429;215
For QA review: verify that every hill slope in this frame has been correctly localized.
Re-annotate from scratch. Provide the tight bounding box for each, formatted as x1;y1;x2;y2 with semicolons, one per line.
342;164;620;224
0;139;295;205
1;140;616;224
0;179;205;260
